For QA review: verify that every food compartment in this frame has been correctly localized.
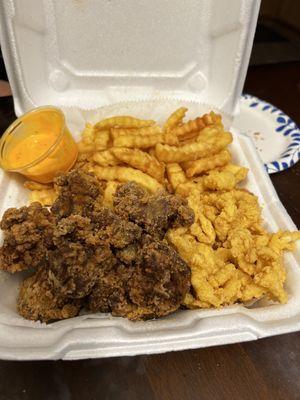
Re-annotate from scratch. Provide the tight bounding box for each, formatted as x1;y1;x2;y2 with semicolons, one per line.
0;100;299;331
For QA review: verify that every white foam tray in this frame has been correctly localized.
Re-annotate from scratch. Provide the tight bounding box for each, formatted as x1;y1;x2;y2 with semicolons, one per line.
0;100;300;360
0;0;299;360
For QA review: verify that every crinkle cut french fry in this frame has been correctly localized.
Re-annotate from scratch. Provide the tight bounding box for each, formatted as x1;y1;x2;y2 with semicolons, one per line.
202;111;223;128
24;181;53;191
172;112;223;140
164;107;187;132
81;123;95;144
111;126;162;139
178;130;201;142
113;132;178;149
155;131;233;163
29;188;58;206
94;130;110;150
111;148;165;182
93;150;120;166
196;126;222;142
166;163;186;190
73;160;94;172
103;181;120;208
171;117;206;137
94;116;155;130
182;149;231;177
92;166;162;192
148;147;156;157
77;140;94;154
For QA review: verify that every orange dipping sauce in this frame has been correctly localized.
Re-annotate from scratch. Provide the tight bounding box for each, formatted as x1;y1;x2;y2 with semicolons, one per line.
0;107;78;183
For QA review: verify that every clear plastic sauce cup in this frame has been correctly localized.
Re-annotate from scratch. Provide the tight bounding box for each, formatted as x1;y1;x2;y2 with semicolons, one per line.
0;106;78;183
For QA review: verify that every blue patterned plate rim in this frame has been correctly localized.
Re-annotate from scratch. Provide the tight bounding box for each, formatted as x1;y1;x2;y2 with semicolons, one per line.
241;94;300;174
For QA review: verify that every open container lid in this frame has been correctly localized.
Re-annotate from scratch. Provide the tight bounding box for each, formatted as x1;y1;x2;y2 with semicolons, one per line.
0;0;260;117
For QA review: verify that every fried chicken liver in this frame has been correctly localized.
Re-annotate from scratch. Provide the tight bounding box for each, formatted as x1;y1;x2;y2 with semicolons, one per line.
114;182;194;238
51;169;104;218
17;268;82;322
89;237;191;320
0;202;55;272
48;210;141;299
0;170;195;322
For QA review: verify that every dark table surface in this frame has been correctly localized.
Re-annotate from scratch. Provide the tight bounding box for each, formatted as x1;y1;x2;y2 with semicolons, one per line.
0;62;299;400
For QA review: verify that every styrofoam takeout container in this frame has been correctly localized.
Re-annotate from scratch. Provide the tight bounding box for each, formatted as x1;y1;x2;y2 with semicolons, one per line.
0;0;299;361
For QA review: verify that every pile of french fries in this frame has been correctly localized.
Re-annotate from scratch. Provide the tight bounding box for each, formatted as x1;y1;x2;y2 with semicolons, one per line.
25;108;248;205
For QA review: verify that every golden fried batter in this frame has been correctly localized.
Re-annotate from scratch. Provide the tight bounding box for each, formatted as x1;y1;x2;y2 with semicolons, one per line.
168;188;300;308
17;268;82;322
48;210;141;299
89;237;191;320
114;182;194;239
51;169;104;218
0;202;55;272
1;172;194;322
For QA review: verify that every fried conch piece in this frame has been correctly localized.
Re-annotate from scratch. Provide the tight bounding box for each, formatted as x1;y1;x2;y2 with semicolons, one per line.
187;191;216;245
167;229;266;308
111;147;165;182
92;166;163;193
199;165;248;191
218;163;249;182
94;116;155;130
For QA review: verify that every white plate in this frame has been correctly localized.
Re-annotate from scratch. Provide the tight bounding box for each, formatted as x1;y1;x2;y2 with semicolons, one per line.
234;94;300;174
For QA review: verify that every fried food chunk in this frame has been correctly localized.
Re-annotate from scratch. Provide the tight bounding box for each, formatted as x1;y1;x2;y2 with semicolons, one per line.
88;238;191;320
0;202;55;272
114;182;194;238
51;169;104;218
48;211;142;299
48;214;113;298
168;188;300;308
17;268;82;322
